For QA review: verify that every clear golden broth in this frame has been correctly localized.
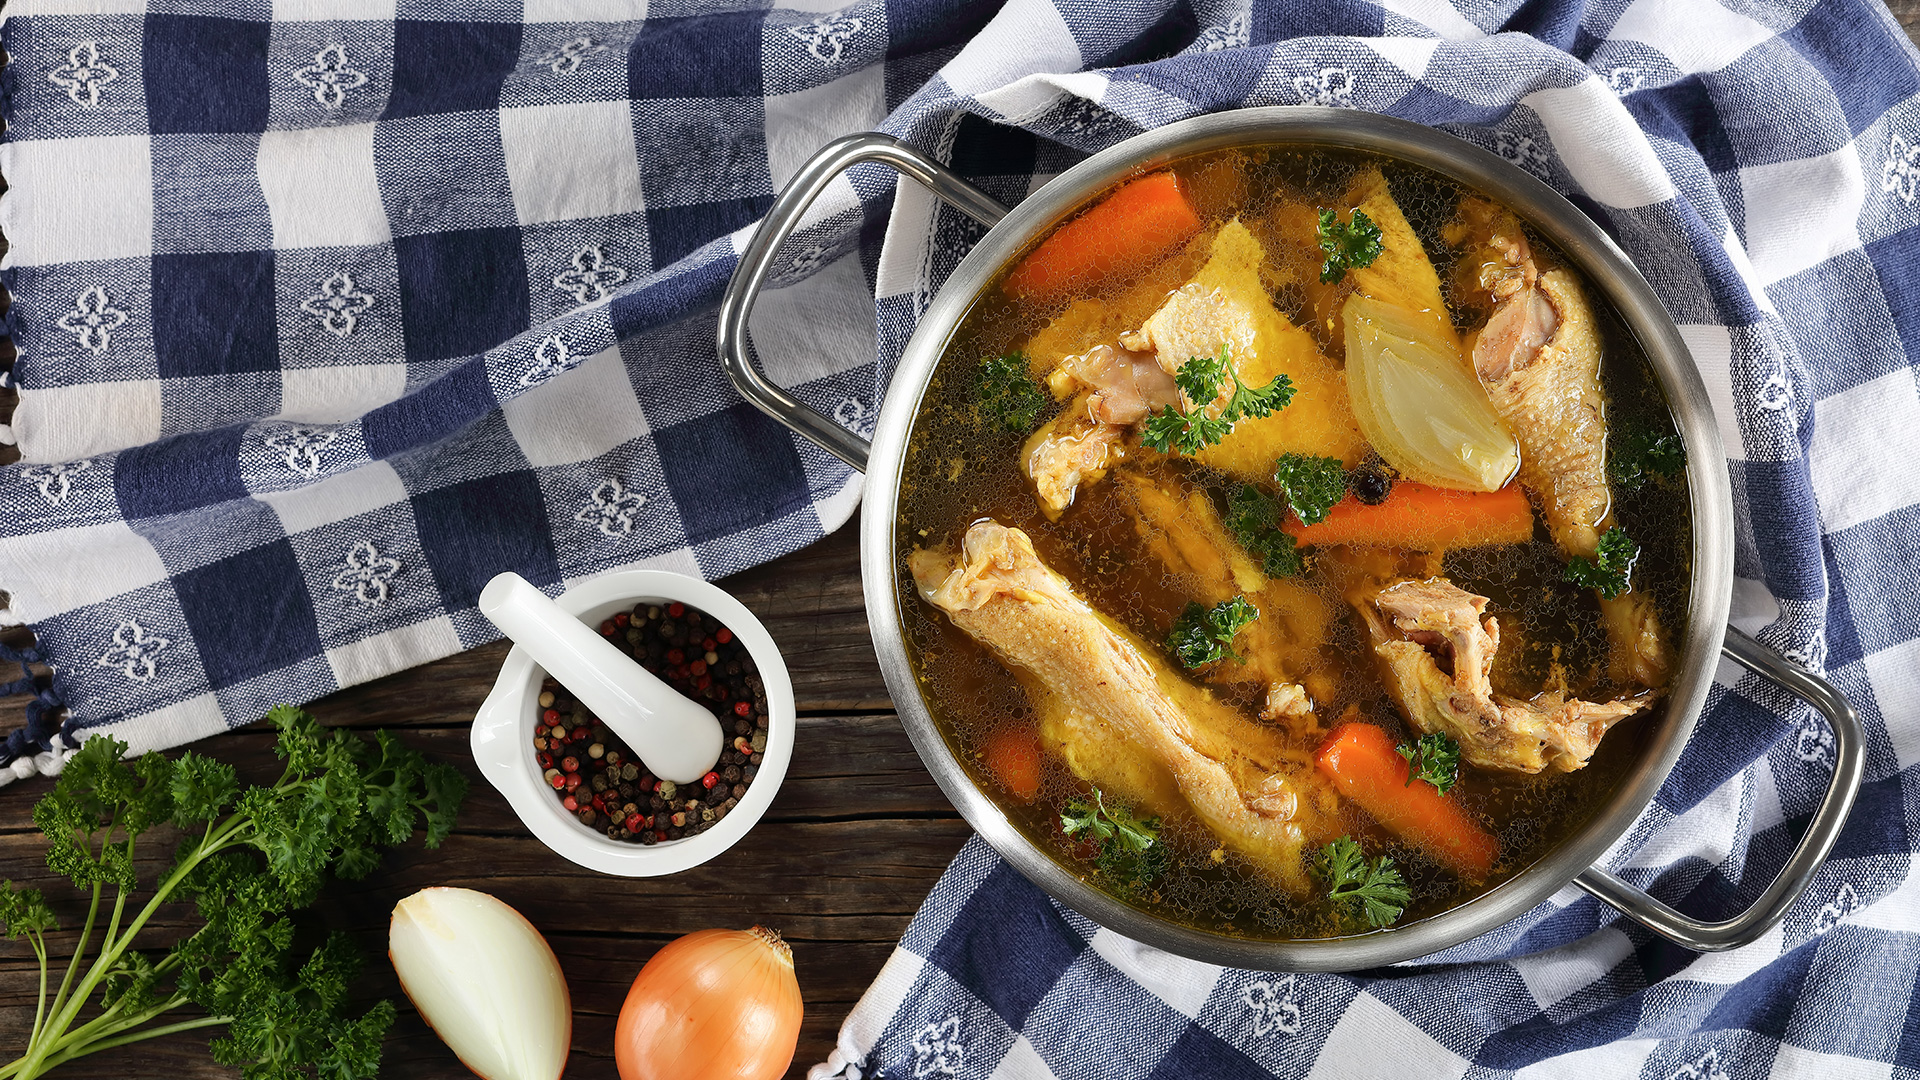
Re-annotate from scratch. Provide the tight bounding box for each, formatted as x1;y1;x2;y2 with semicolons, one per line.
897;145;1692;940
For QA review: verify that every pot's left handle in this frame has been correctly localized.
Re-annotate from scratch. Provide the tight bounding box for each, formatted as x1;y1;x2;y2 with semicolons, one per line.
717;132;1012;473
1574;625;1864;951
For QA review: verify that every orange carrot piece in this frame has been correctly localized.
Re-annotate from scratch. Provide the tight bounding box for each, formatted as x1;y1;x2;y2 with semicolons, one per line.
1284;482;1533;551
1315;722;1498;880
1003;171;1202;301
983;728;1043;802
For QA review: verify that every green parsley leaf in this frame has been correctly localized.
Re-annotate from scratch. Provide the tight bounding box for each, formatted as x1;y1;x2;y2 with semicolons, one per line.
1166;596;1261;668
1317;208;1385;283
1141;345;1295;457
1566;526;1639;599
1062;788;1166;892
1610;427;1687;491
1271;453;1347;526
1224;483;1305;578
1395;732;1462;795
1315;836;1413;928
975;350;1049;434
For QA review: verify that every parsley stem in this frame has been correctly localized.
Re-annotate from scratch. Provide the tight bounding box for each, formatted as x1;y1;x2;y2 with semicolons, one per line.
27;935;47;1050
24;881;101;1077
12;1008;224;1078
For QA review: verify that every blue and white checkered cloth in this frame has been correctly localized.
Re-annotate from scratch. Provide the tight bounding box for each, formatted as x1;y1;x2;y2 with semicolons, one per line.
1;0;1918;1071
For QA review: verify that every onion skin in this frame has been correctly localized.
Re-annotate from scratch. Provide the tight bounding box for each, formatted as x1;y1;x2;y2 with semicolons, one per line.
615;927;802;1080
390;887;571;1080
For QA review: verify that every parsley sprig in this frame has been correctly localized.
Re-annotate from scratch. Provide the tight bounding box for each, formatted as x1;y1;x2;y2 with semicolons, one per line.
975;350;1049;433
1396;733;1462;795
1610;428;1686;491
1062;787;1168;892
1566;526;1639;599
1315;836;1412;929
1141;346;1296;457
1271;453;1348;526
1317;208;1385;283
0;706;466;1080
1224;484;1304;579
1166;596;1260;669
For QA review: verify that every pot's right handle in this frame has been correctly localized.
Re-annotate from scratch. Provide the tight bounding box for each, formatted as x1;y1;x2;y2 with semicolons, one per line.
717;132;1012;473
1575;625;1864;951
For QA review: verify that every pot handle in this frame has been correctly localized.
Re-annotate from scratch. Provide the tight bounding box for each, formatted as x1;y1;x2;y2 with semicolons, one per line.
1574;624;1864;951
717;132;1012;473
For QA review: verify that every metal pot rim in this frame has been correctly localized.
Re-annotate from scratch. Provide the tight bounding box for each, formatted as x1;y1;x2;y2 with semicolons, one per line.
855;107;1732;970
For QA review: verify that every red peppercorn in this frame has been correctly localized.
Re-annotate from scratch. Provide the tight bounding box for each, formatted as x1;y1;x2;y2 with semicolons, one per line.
561;756;580;773
702;636;716;651
668;601;686;617
715;685;730;701
615;611;630;627
656;831;669;842
667;648;686;665
547;770;566;789
701;771;719;789
690;659;708;677
716;627;733;644
543;708;559;723
571;727;590;743
563;795;578;812
537;752;554;769
600;620;617;636
564;773;583;791
626;813;644;831
734;701;753;717
653;779;664;793
734;736;753;754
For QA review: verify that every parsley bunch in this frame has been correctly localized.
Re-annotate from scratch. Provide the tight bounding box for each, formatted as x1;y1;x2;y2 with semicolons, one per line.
1166;596;1260;669
1141;346;1296;457
1270;453;1347;526
1224;484;1304;579
1061;788;1167;892
1610;427;1686;491
1566;526;1640;599
0;706;466;1080
974;350;1049;434
1315;836;1412;929
1316;208;1385;283
1396;733;1462;795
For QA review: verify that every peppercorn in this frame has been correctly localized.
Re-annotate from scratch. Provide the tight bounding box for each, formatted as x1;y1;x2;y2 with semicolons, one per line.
564;773;583;791
731;783;747;799
537;691;555;708
749;752;762;765
562;795;578;811
701;771;719;789
723;764;742;782
591;773;609;793
621;763;639;781
668;601;686;617
588;743;605;760
1350;462;1394;505
544;768;563;788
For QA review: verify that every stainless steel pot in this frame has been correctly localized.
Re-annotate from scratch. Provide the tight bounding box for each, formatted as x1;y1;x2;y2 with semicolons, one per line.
717;107;1863;970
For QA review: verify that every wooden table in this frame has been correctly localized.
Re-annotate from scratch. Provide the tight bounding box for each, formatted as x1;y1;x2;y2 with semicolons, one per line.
1;10;1918;1072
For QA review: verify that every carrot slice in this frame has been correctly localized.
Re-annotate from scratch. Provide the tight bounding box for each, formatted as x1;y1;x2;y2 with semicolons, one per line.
1284;482;1533;551
982;727;1043;802
1003;171;1202;301
1315;722;1498;880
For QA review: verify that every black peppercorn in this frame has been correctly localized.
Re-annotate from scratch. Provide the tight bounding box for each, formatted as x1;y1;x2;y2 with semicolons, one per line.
1350;462;1394;505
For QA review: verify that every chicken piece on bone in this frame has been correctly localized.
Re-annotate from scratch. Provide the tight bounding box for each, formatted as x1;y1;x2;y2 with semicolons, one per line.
1447;198;1673;689
912;520;1336;891
1355;577;1655;774
1022;219;1365;515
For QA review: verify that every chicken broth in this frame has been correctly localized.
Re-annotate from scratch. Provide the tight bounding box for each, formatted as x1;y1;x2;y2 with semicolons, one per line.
899;146;1692;939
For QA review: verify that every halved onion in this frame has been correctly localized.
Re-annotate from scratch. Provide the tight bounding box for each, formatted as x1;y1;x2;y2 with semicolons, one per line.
1342;293;1520;491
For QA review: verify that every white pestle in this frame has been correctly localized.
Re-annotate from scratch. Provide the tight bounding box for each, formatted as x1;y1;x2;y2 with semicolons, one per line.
478;571;723;785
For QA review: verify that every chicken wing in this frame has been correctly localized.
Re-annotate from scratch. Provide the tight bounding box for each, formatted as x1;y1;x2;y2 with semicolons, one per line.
912;521;1335;890
1355;577;1655;773
1449;197;1673;688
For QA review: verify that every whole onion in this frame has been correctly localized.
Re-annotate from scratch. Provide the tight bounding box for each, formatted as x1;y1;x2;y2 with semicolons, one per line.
615;926;802;1080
